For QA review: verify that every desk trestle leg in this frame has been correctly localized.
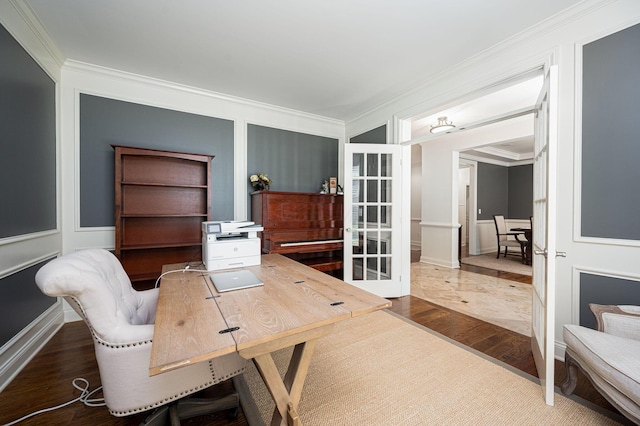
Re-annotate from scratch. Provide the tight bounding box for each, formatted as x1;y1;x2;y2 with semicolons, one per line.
252;339;319;426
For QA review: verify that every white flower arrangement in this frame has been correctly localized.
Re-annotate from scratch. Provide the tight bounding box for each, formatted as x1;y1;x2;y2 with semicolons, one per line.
249;173;272;190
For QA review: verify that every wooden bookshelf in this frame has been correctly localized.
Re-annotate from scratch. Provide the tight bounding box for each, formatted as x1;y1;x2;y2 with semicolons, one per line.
114;146;212;286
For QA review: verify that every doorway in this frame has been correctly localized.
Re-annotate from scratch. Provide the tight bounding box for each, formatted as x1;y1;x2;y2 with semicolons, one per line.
406;72;543;336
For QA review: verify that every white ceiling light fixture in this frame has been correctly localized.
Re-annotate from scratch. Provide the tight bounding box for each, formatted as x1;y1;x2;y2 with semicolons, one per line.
430;116;456;134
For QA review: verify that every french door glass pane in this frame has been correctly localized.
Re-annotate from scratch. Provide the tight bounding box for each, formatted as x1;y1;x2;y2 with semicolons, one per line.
353;258;363;280
367;180;378;202
367;153;378;176
352;230;363;254
353;180;364;202
366;206;378;226
380;256;391;279
366;232;378;254
381;205;392;227
353;154;364;177
352;205;363;226
380;153;392;176
381;179;391;202
380;231;391;254
367;257;378;279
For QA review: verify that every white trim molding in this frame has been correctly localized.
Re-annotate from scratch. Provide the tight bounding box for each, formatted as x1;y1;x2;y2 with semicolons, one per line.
571;265;640;324
0;302;64;392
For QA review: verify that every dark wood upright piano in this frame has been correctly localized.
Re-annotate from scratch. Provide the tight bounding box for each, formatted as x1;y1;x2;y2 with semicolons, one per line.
251;191;344;275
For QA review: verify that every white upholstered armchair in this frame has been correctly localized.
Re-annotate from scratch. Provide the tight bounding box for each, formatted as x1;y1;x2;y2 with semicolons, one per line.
562;303;640;424
35;249;246;424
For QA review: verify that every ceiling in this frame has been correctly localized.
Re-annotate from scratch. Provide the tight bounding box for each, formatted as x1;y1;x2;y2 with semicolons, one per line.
26;0;583;122
413;74;544;164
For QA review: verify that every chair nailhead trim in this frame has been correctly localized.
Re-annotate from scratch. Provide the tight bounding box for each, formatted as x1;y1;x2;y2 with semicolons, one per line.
108;382;216;416
72;298;244;416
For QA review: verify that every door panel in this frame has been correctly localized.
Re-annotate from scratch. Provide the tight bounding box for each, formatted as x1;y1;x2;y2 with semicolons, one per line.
532;65;558;406
344;144;404;297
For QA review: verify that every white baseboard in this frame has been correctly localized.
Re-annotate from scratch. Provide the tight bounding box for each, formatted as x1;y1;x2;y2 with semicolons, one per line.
0;301;64;392
419;255;460;269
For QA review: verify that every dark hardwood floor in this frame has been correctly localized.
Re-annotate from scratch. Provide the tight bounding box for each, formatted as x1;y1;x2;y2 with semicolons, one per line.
0;260;620;425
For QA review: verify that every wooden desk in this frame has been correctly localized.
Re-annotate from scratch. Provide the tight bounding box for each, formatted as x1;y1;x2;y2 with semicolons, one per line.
150;254;391;425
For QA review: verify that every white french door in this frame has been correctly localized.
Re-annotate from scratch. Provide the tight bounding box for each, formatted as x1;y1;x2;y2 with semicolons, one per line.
532;65;558;406
343;143;405;297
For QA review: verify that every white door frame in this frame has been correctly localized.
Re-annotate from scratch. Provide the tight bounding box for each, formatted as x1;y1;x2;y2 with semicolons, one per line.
458;158;478;255
399;67;558;406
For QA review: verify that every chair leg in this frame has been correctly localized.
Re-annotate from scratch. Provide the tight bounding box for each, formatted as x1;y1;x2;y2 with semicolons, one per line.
169;405;180;426
140;393;239;426
141;406;169;426
175;393;239;420
561;352;579;395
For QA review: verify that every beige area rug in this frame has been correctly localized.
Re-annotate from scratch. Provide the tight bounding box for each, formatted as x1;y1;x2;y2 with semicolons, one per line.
238;310;621;426
460;253;532;276
411;262;532;336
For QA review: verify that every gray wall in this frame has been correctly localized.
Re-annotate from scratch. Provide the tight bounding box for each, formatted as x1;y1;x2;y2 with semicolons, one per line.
507;165;533;219
477;163;508;220
580;273;640;329
477;162;532;220
0;23;56;347
247;124;339;214
79;94;235;224
350;125;387;144
1;260;56;346
0;24;56;238
581;23;640;240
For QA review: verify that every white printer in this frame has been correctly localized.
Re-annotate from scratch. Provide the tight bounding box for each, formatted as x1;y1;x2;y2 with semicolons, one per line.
202;221;263;271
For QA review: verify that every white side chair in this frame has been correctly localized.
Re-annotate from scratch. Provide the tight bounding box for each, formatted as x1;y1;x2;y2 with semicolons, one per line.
493;214;525;261
35;248;246;425
562;303;640;424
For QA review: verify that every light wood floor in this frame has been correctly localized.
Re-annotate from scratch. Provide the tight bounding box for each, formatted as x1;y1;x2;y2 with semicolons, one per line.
0;260;620;426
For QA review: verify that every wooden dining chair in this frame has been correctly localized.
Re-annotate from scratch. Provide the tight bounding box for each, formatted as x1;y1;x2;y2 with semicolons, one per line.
493;214;526;261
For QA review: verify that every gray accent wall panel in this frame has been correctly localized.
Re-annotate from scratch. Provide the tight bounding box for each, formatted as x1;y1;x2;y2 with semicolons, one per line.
350;125;387;144
477;163;508;220
477;163;532;220
508;165;533;219
79;94;234;225
247;125;338;214
579;273;640;330
581;23;640;240
0;259;56;347
0;24;56;238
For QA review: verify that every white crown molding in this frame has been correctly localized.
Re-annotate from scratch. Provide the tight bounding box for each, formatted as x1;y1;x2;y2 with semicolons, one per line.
473;146;534;162
459;152;533;168
63;60;345;126
350;0;614;124
5;0;65;67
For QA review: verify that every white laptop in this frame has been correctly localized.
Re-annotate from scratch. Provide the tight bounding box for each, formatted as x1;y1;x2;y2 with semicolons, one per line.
209;269;264;293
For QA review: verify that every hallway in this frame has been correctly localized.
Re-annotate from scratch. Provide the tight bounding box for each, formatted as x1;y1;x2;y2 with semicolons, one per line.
411;261;531;335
